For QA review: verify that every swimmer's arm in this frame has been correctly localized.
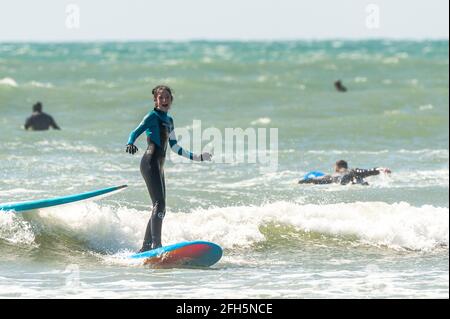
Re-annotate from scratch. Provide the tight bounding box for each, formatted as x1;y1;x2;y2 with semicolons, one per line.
127;113;155;145
24;117;32;130
353;168;389;178
50;116;61;130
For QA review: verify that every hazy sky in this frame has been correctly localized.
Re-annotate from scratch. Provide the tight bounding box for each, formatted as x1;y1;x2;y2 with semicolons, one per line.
0;0;448;41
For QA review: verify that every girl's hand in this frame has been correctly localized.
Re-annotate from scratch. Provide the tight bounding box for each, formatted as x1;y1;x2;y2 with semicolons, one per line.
126;144;138;155
378;167;391;174
199;152;212;162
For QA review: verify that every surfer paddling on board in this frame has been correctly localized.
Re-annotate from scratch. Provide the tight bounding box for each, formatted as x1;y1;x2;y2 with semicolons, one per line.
126;85;212;253
299;160;391;186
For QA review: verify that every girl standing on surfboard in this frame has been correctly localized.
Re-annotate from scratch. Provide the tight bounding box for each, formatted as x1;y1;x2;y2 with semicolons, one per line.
126;85;212;253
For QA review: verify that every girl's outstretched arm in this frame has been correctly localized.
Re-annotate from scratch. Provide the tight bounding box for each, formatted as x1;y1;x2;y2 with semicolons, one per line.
168;119;211;161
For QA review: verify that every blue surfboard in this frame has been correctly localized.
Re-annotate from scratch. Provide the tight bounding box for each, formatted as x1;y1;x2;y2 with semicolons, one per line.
301;171;325;181
130;241;223;268
0;185;127;213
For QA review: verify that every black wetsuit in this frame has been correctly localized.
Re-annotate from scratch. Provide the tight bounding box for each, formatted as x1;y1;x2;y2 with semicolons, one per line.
24;112;60;131
140;131;168;251
299;168;381;185
128;108;194;252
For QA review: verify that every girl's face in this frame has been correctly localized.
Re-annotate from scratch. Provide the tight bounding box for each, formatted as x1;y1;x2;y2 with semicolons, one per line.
154;90;172;112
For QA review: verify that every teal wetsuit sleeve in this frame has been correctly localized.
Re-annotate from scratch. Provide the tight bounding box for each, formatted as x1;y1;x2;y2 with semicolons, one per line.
127;113;155;145
168;119;194;160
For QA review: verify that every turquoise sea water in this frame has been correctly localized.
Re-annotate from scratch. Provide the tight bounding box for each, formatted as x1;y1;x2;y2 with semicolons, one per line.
0;41;448;298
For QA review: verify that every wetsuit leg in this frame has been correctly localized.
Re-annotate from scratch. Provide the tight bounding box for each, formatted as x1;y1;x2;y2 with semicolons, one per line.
139;144;166;252
151;165;165;248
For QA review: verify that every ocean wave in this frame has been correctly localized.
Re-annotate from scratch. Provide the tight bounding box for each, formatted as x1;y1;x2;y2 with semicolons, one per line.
307;149;389;155
1;201;447;254
305;149;449;159
80;78;117;88
0;77;18;87
28;81;54;89
35;140;101;154
250;117;271;125
354;76;368;83
384;109;403;116
0;189;44;197
0;212;35;245
216;170;298;189
385;169;449;188
419;104;434;111
171;201;449;251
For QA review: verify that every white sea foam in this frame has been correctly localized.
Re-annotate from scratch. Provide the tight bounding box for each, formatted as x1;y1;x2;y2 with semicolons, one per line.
0;188;43;197
2;201;447;253
35;140;101;153
81;78;117;88
166;201;449;252
0;77;18;87
29;81;54;88
382;57;400;64
307;149;389;155
354;77;368;83
0;212;36;245
305;149;448;160
257;75;268;82
250;117;271;125
163;59;182;66
386;169;449;188
384;109;402;116
419;104;434;111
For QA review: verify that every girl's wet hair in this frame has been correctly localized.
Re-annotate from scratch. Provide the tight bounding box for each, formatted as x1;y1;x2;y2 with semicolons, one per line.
152;85;174;102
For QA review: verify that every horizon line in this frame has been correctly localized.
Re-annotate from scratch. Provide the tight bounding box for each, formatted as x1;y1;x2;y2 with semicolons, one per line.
1;37;449;44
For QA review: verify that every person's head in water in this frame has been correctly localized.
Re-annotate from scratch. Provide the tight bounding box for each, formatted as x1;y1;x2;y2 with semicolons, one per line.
334;160;348;173
152;85;173;113
33;102;43;113
334;80;347;92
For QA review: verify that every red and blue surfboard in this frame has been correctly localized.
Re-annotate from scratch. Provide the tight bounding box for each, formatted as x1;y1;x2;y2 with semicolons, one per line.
130;241;223;268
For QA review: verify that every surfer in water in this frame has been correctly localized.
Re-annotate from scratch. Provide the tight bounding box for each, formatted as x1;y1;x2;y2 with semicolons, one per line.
126;85;212;253
24;102;60;131
299;160;391;185
334;80;347;92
